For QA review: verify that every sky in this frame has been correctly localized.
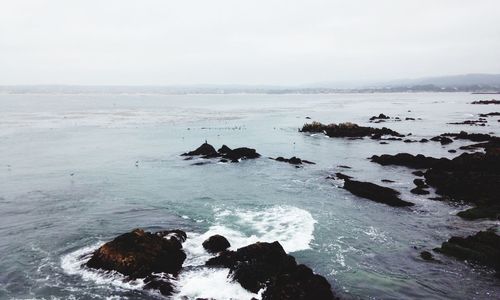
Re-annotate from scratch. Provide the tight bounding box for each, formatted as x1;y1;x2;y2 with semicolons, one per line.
1;0;500;86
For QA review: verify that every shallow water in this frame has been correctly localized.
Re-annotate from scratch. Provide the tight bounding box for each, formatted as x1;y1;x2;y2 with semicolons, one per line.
0;92;499;299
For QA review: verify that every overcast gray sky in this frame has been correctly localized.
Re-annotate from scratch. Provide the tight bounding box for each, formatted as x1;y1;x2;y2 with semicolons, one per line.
1;0;499;85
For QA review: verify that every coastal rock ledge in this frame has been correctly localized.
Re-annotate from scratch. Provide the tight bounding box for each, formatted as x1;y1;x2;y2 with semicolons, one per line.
85;229;337;298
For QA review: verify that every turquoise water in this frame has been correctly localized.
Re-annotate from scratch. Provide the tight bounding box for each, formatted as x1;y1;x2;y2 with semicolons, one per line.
0;93;499;299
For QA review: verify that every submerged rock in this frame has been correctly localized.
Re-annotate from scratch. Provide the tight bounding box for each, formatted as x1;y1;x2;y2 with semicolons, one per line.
471;99;500;105
420;251;435;261
272;156;315;165
479;112;500;117
430;136;453;145
332;174;413;207
435;231;500;274
202;235;231;253
206;241;336;299
300;121;403;139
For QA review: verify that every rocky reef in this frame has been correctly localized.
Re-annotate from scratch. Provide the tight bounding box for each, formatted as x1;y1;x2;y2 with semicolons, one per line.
206;241;337;299
300;121;404;139
182;142;261;163
471;99;500;105
271;156;315;165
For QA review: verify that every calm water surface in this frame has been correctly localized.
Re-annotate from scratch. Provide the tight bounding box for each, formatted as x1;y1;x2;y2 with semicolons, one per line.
0;93;499;299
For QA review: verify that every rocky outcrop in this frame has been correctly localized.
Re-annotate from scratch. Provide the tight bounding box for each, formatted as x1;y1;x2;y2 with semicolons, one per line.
435;231;500;275
430;136;453;145
182;142;261;163
300;122;403;139
442;131;496;142
206;241;336;299
369;113;390;122
448;119;487;126
86;229;187;296
202;235;231;253
471;99;500;104
332;173;414;207
479;112;500;117
370;153;448;169
271;156;315;165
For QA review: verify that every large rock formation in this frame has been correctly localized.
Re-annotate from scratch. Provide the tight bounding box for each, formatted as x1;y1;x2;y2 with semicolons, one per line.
86;229;187;296
182;142;261;163
202;234;231;253
206;241;336;299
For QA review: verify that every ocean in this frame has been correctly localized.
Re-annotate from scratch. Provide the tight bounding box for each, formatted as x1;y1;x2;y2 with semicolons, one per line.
0;92;498;299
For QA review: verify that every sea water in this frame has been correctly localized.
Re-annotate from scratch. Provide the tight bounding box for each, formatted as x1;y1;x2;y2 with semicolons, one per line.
0;92;499;299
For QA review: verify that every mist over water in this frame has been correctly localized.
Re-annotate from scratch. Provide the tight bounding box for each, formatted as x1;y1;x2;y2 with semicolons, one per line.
0;93;499;299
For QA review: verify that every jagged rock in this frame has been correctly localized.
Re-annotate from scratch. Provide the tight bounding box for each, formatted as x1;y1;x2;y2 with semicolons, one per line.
202;235;231;253
300;122;403;138
224;147;260;162
218;145;232;155
182;142;218;157
420;251;434;261
413;179;428;188
206;241;336;299
412;170;425;177
435;231;500;274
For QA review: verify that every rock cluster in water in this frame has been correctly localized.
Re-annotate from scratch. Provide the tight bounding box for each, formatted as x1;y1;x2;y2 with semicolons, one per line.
182;142;261;163
85;229;337;298
206;241;337;299
271;156;315;165
300;121;404;139
471;99;500;105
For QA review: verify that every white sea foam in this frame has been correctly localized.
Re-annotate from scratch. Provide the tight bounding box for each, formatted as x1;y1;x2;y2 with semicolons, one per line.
173;268;261;300
60;243;145;291
60;205;316;299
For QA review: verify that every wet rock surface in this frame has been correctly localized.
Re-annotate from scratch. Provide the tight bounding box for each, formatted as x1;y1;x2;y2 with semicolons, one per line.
300;121;404;139
331;173;413;207
86;229;187;296
370;153;447;169
206;241;337;299
202;234;231;253
435;231;500;275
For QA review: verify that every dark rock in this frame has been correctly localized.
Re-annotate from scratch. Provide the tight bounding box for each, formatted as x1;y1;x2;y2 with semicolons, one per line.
381;179;395;183
301;122;403;138
404;139;417;143
272;156;315;165
206;241;336;299
218;145;232;154
334;172;352;180
224;147;260;161
419;138;429;143
410;187;430;195
371;153;448;169
448;149;457;153
457;207;500;220
413;179;428;188
471;99;500;105
412;170;425;177
335;176;413;207
380;142;389;145
262;264;336;300
337;165;351;169
369;113;390;121
202;235;231;253
182;142;218;157
420;251;434;261
435;231;500;274
448;119;487;126
86;229;186;283
143;275;175;296
305;116;311;119
430;136;453;145
442;131;497;142
405;117;415;121
479;112;500;117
